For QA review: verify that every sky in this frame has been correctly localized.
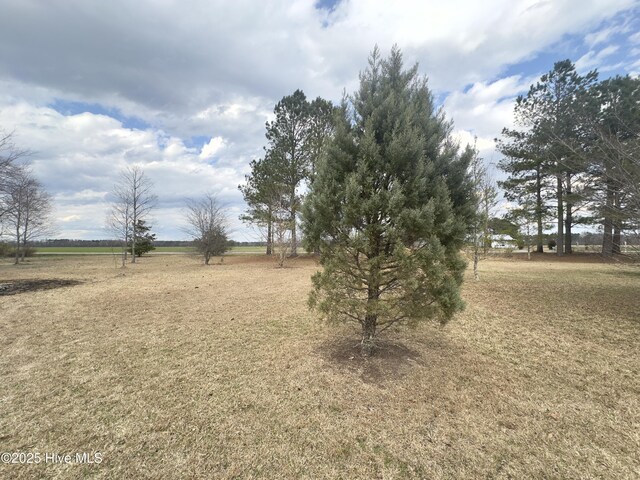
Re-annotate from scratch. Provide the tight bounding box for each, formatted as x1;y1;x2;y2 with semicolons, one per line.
0;0;639;241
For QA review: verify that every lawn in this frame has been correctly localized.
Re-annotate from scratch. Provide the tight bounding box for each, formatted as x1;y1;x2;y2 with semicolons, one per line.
0;254;638;478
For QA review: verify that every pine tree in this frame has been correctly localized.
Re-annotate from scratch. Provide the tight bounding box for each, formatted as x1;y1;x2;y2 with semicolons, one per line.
240;93;334;256
586;76;640;255
129;219;156;257
497;128;552;253
239;152;287;255
302;47;473;355
513;60;597;255
265;90;313;256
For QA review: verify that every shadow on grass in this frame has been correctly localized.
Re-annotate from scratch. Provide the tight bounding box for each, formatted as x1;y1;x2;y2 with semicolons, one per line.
0;279;82;296
318;336;430;385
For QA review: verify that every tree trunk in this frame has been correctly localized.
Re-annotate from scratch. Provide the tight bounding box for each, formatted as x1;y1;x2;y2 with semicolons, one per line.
362;314;377;356
536;169;544;253
602;181;614;256
612;190;621;255
14;226;20;265
266;212;272;255
564;173;572;254
362;276;380;356
612;226;621;254
131;225;137;263
482;197;490;257
556;174;564;256
290;212;297;257
473;252;479;281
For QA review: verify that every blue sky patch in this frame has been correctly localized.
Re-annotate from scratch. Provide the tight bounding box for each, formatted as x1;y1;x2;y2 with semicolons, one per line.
48;99;150;131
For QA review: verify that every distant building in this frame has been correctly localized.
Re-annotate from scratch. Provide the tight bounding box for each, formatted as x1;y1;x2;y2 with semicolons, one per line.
490;234;517;249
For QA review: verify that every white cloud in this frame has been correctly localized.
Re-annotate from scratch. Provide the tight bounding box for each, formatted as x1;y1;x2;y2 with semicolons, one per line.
445;75;535;138
199;136;227;160
1;0;638;239
584;24;622;47
0;103;248;240
575;45;620;71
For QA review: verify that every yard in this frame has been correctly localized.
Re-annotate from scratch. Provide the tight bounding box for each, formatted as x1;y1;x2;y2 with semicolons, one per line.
0;254;638;478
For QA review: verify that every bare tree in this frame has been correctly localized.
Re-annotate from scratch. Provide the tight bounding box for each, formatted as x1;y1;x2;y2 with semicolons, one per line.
184;193;229;265
469;145;498;280
508;195;536;261
3;169;53;264
271;197;293;268
108;166;156;266
1;131;31;230
107;185;132;268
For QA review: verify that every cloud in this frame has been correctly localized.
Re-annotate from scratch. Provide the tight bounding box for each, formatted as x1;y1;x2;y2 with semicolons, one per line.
1;0;638;239
0;103;248;240
445;75;536;137
1;1;635;116
575;45;621;71
199;136;227;160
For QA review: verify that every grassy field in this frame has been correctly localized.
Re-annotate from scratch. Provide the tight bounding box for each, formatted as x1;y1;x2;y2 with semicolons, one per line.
0;254;638;478
34;246;194;254
34;246;265;254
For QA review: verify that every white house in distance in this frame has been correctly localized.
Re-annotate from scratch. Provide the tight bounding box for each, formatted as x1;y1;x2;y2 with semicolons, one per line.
490;234;517;249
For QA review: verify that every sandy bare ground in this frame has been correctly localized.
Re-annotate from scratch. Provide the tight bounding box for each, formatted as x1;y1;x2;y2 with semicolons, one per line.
0;254;638;479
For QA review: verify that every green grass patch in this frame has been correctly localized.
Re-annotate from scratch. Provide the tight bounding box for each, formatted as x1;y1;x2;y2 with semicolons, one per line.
34;245;264;255
35;246;196;254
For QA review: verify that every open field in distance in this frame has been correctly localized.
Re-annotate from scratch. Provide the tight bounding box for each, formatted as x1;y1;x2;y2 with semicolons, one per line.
0;254;638;478
33;246;266;255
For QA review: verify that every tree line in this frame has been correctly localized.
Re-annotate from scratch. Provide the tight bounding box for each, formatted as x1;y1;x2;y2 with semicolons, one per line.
497;60;640;257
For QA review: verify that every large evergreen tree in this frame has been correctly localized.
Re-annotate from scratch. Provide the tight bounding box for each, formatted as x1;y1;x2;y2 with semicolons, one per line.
512;60;597;255
265;90;314;256
239;152;288;255
302;47;473;355
586;75;640;255
240;92;334;255
497;128;552;253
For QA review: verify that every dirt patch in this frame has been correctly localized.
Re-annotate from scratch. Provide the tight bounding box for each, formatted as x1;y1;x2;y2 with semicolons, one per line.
0;279;82;296
319;336;427;384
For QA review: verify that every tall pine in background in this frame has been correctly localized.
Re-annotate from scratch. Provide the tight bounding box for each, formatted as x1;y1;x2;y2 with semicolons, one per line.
303;47;473;355
240;91;334;256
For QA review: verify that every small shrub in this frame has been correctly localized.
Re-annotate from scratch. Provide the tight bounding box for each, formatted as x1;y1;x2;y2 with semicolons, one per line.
548;239;556;251
517;240;525;250
4;246;37;258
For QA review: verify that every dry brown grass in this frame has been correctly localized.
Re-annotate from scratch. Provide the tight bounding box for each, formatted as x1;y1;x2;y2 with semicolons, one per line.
0;254;638;479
